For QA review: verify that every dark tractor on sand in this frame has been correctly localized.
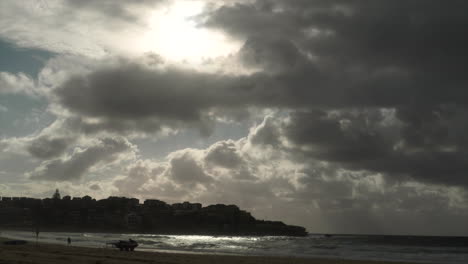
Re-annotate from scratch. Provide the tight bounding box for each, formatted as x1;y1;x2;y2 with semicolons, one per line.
107;239;138;251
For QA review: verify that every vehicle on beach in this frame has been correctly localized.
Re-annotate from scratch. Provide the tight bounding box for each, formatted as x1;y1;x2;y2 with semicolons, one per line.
106;239;138;251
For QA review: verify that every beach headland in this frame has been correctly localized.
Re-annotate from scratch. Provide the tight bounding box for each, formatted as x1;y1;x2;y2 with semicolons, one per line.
0;236;420;264
0;196;307;237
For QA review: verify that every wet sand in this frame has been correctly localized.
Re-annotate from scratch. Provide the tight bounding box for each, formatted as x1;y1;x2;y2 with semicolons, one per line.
0;237;419;264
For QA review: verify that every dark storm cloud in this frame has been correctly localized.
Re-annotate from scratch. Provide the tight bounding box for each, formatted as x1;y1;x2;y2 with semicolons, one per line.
57;64;219;121
26;135;71;159
396;105;468;149
285;110;392;163
51;0;468;189
197;0;468;188
29;137;133;181
202;0;468;106
238;37;307;73
275;108;468;187
54;61;253;135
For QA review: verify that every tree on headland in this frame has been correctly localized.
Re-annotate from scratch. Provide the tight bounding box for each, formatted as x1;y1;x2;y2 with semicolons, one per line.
52;189;61;200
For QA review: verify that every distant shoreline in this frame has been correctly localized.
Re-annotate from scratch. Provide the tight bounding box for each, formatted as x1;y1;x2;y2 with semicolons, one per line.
0;226;307;237
4;227;468;239
0;236;421;264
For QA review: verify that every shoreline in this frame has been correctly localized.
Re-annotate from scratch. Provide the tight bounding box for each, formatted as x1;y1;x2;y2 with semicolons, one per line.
0;236;422;264
0;226;308;237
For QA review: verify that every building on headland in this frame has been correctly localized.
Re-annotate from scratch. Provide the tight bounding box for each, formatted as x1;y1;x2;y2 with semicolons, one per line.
1;197;12;202
67;210;81;225
125;212;142;229
173;201;202;210
144;199;168;208
172;201;202;215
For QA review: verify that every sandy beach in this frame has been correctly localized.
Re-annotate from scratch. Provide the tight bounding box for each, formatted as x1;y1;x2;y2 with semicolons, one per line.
0;237;420;264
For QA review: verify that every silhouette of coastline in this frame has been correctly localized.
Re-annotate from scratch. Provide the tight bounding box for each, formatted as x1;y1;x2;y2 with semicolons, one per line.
0;192;307;237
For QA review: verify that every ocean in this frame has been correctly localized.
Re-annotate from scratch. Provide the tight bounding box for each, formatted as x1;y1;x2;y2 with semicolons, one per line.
1;230;467;263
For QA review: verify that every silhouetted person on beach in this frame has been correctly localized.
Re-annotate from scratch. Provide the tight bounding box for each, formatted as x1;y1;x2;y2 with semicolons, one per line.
35;227;40;247
67;237;71;246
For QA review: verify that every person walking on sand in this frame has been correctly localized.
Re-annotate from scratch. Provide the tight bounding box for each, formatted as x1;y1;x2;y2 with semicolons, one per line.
67;237;71;246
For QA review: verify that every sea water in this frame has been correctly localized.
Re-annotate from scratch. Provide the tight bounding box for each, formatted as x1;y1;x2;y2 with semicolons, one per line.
2;230;467;264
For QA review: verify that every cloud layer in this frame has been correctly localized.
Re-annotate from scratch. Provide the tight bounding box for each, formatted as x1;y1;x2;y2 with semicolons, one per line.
112;117;468;234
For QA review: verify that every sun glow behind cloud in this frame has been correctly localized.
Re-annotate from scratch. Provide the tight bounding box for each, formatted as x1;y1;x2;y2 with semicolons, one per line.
139;1;240;64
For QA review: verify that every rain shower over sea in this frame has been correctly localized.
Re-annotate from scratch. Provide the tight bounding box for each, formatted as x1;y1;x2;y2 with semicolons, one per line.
2;230;467;264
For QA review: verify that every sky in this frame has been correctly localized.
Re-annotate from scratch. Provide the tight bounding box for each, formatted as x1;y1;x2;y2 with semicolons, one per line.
1;0;468;236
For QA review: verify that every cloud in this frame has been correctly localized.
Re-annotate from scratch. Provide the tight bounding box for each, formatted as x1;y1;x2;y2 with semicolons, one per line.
50;57;255;136
168;150;213;183
37;0;468;144
200;0;468;108
111;118;468;235
26;135;71;159
0;1;164;57
29;137;135;181
248;115;281;147
238;36;307;73
0;116;80;160
192;0;468;189
55;63;216;122
43;0;468;140
0;72;36;95
4;0;468;109
284;110;393;163
89;183;101;191
62;0;166;22
204;140;243;169
114;159;168;195
280;108;468;187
